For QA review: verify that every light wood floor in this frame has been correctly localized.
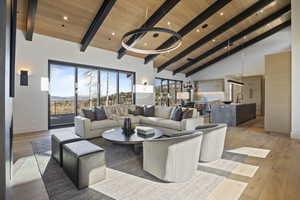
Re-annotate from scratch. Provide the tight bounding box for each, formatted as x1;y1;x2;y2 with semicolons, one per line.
11;118;300;200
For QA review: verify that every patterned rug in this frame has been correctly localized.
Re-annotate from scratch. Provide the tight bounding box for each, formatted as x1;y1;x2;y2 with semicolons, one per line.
32;137;249;200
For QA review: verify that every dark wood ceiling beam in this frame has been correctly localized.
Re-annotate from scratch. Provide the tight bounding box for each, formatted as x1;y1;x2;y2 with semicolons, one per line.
144;0;232;65
25;0;38;41
157;0;274;73
117;0;181;59
173;4;291;75
80;0;117;52
186;20;291;77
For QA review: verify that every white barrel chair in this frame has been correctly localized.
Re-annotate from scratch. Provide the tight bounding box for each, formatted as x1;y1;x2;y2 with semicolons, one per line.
143;131;203;182
196;124;227;162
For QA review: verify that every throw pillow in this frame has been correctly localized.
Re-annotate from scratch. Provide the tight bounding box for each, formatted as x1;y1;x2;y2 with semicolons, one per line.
155;106;173;119
182;109;193;119
171;107;183;121
95;106;107;120
82;108;96;121
144;105;155;117
135;105;144;116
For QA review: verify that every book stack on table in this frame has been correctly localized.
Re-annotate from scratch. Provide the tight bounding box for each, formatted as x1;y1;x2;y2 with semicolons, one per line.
137;127;155;138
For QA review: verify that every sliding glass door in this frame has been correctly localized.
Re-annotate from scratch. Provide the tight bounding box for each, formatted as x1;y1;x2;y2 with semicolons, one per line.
77;68;98;113
154;78;183;106
169;80;176;106
49;61;135;128
154;79;162;105
100;70;117;106
119;72;134;104
49;64;76;127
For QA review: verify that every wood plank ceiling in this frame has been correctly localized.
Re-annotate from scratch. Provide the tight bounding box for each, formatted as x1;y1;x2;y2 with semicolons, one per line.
16;0;291;76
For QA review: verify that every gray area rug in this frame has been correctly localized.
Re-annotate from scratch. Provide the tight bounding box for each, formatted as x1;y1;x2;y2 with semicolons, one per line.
32;137;247;200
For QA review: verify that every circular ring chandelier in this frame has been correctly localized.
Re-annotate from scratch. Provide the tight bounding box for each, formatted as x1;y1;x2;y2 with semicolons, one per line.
121;27;182;54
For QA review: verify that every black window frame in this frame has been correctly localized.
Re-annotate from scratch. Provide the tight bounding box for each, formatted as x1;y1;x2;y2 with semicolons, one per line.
154;77;183;106
48;60;136;129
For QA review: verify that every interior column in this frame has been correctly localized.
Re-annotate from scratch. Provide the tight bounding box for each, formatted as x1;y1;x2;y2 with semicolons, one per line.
291;0;300;139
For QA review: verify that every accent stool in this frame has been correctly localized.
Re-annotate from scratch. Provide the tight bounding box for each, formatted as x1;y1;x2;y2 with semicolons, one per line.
51;133;83;166
62;140;106;189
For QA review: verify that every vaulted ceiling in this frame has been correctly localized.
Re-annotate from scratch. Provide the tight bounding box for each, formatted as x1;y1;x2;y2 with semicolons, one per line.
17;0;291;77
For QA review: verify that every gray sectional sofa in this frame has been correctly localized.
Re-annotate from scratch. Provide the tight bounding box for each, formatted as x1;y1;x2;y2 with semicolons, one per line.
75;105;204;139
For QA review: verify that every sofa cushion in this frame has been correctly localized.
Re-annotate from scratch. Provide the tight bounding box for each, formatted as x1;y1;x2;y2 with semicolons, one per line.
116;104;129;116
115;115;140;125
103;106;117;119
144;105;155;117
140;117;162;127
95;106;107;120
139;117;181;131
155;106;173;119
90;119;119;130
82;108;96;121
158;119;182;131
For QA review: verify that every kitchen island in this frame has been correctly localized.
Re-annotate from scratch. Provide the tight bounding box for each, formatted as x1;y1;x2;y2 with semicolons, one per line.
211;103;256;126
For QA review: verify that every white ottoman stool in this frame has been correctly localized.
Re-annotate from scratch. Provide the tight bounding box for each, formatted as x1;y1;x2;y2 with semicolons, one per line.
62;140;106;189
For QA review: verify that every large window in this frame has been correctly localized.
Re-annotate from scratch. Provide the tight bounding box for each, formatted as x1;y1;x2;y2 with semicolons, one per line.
119;72;134;104
154;78;183;106
49;65;76;127
77;68;98;113
100;70;118;106
49;61;135;128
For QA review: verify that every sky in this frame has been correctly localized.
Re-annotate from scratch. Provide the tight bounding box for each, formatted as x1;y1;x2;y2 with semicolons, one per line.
50;64;133;97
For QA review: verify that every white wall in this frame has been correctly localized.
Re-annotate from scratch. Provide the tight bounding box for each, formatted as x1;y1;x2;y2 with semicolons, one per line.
265;51;291;135
291;0;300;139
189;27;291;81
14;30;188;134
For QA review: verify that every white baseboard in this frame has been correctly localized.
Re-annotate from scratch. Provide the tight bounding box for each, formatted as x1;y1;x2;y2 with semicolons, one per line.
291;131;300;139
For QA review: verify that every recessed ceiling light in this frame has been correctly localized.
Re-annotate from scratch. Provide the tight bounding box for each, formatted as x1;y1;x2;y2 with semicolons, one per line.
196;29;200;32
144;42;148;46
111;32;115;36
63;16;68;21
224;46;228;49
220;12;224;16
243;36;247;39
260;9;264;13
212;39;216;42
167;21;171;26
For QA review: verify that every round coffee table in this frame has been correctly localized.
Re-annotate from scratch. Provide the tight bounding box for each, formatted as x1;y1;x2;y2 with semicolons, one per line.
102;126;163;153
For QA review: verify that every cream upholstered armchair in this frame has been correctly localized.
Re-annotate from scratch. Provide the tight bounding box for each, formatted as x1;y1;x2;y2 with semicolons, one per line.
143;131;203;182
196;123;227;162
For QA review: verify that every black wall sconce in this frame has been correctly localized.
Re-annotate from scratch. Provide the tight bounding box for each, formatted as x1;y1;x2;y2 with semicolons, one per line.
20;70;29;86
